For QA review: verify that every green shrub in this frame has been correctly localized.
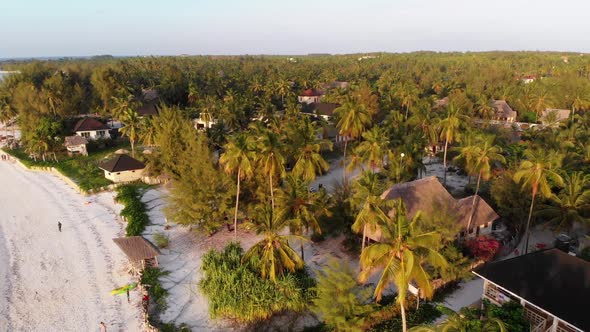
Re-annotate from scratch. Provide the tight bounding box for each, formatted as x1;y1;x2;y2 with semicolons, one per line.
311;259;377;332
486;300;529;332
140;267;170;310
199;242;313;323
4;148;112;191
116;185;149;236
579;246;590;262
154;232;170;248
368;302;441;332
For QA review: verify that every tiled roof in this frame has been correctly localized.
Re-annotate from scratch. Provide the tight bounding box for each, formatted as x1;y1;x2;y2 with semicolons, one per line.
74;117;109;132
99;154;145;172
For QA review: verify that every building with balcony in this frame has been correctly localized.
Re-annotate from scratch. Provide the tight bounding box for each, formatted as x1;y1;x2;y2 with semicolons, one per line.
474;249;590;332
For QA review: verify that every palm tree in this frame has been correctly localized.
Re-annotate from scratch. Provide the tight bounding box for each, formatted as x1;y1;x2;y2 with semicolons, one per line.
350;171;389;254
242;205;304;282
139;116;157;147
334;98;371;184
475;95;495;121
0;93;16;139
531;89;554;122
514;149;564;254
119;108;141;156
454;135;505;232
291;118;331;183
408;306;506;332
439;104;466;186
408;108;440;160
353;126;390;172
219;133;256;239
277;175;328;260
274;79;292;106
256;129;286;211
359;200;447;332
536;172;590;231
397;83;419;120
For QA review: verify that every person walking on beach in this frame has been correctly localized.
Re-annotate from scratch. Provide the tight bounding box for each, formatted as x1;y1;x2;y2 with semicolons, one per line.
57;221;62;232
126;288;130;303
100;321;107;332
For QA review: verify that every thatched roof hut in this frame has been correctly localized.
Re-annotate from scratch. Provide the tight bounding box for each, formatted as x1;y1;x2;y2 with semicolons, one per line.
366;176;499;242
113;236;160;272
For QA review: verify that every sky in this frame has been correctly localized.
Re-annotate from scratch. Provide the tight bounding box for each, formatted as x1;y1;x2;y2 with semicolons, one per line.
1;0;590;58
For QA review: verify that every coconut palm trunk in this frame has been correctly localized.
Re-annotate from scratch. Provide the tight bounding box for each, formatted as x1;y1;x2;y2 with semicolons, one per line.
342;139;349;185
233;167;241;239
361;224;367;252
130;139;135;156
269;173;275;211
401;300;407;332
442;138;449;185
466;172;482;233
400;254;408;332
523;189;537;255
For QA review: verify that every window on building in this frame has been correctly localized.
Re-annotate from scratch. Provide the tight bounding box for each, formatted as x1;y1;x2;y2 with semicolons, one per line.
80;132;90;138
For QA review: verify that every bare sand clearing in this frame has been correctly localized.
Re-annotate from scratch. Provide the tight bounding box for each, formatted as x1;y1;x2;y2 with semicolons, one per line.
0;160;142;331
141;188;374;331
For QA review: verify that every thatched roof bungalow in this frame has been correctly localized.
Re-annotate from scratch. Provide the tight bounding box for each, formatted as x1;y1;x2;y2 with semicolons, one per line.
366;176;499;242
113;236;160;272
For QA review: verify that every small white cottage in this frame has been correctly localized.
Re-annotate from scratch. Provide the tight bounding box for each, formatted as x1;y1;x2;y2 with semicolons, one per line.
99;154;145;183
74;117;111;140
64;135;88;156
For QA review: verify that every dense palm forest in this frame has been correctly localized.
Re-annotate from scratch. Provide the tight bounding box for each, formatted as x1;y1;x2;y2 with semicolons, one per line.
2;52;590;331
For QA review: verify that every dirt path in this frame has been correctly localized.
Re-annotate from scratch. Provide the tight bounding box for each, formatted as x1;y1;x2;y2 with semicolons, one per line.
0;160;141;332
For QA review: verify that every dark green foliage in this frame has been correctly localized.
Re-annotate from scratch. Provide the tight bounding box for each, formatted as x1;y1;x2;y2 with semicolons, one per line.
158;322;192;332
140;267;170;311
368;302;441;332
5;147;113;191
116;185;149;236
199;243;313;323
486;300;529;332
311;259;377;332
580;246;590;262
164;127;233;234
490;171;533;233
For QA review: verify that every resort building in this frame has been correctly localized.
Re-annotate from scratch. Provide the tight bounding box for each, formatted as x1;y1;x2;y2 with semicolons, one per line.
99;154;145;183
323;81;349;90
298;89;324;104
136;102;159;117
491;100;517;123
63;135;88;156
74;117;111;140
302;102;340;121
474;249;590;332
193;115;218;130
540;108;571;125
366;176;499;242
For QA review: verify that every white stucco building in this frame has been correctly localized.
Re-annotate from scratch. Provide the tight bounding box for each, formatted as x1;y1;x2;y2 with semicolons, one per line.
74;117;111;140
99;154;145;183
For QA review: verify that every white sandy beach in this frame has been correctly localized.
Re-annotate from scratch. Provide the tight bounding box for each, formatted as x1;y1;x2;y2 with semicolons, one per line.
0;159;142;331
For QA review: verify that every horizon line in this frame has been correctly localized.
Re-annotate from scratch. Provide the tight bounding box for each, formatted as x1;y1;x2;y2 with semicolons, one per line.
1;49;589;61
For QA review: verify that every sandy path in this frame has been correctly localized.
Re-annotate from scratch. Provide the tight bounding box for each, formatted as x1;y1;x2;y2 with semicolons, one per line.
0;160;142;332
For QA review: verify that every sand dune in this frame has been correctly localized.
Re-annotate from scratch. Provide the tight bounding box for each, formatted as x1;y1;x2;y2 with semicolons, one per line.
0;159;142;331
